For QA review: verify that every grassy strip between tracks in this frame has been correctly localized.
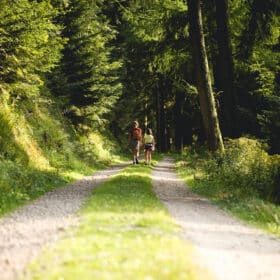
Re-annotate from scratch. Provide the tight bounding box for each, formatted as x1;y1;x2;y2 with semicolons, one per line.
25;159;212;280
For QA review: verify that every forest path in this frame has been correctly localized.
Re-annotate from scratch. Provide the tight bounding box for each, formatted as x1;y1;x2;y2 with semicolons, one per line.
152;157;280;280
0;162;128;280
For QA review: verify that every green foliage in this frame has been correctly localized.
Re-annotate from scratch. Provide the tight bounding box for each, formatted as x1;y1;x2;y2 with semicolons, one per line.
0;160;67;216
227;0;280;151
177;138;280;202
123;0;187;42
224;198;280;236
111;0;197;151
207;138;280;199
0;91;124;216
0;111;27;163
0;1;127;217
55;0;123;127
236;0;280;60
1;0;280;217
0;0;64;102
258;95;280;153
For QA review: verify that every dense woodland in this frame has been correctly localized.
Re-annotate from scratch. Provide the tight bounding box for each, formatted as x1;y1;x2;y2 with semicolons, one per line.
0;0;280;211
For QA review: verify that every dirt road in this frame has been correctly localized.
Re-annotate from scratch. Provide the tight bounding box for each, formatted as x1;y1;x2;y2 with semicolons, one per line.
1;157;280;280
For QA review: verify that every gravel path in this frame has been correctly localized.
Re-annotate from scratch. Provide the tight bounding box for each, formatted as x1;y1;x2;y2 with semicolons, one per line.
0;163;127;280
152;157;280;280
2;157;280;280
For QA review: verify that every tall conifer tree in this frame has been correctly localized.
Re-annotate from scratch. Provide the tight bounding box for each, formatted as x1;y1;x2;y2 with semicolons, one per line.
0;0;63;102
58;0;122;126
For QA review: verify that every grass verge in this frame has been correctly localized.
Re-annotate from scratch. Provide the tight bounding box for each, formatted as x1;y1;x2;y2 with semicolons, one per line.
0;155;127;217
174;153;280;237
0;96;128;217
25;161;211;280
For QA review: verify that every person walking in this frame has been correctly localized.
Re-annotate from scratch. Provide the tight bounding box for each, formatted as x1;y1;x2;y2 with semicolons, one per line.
128;120;142;164
143;128;155;165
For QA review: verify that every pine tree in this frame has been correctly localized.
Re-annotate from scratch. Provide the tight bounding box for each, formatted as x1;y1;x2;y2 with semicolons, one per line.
0;0;64;102
57;0;122;127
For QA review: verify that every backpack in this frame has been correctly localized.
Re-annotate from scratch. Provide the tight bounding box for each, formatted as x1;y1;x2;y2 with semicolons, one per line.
132;128;141;140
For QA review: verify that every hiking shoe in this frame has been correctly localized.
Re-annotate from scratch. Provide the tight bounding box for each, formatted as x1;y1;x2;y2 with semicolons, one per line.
135;158;139;164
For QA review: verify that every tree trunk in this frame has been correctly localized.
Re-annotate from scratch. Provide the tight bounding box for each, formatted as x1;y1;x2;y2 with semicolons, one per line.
155;82;162;152
215;0;237;137
174;90;184;152
155;76;168;152
174;90;192;152
187;0;224;152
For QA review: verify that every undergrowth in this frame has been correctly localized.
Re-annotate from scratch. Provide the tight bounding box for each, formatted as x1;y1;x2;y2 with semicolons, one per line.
175;137;280;236
0;96;125;216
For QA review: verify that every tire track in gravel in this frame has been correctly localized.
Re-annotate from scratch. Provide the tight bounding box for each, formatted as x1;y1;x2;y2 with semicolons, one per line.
152;157;280;280
0;163;128;280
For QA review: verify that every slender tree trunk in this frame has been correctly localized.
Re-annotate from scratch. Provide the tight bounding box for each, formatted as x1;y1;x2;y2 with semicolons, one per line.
159;86;166;152
155;76;168;152
174;90;192;152
174;90;184;151
187;0;224;152
156;82;162;152
159;78;168;152
215;0;237;137
162;78;171;151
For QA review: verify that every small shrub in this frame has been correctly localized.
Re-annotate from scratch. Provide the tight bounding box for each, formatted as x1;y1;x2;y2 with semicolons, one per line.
198;137;280;201
270;155;280;202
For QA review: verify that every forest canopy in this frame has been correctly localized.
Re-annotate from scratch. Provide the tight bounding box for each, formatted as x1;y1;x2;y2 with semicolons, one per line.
0;0;279;153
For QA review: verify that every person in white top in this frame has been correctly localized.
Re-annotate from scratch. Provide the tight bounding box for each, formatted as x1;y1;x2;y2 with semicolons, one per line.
143;128;155;165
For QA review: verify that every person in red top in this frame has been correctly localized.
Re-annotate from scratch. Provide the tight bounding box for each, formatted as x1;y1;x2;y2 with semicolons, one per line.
128;120;142;164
